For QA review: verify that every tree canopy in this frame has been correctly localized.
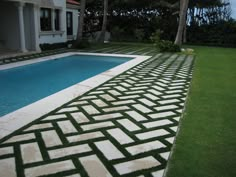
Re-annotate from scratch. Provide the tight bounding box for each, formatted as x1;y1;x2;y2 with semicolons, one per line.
75;0;236;47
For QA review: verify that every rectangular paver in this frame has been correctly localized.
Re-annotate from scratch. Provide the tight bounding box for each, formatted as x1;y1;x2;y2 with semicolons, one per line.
71;112;90;124
103;106;130;112
149;111;176;119
126;140;165;155
41;130;62;148
136;129;169;140
155;105;178;111
95;140;125;160
67;132;104;143
93;113;122;120
117;119;141;131
143;119;173;128
21;142;43;164
132;104;152;113
48;144;92;159
82;105;100;115
107;128;134;145
25;160;75;177
114;156;160;175
0;158;17;177
58;120;77;134
81;121;114;131
79;155;112;177
3;133;35;144
0;147;13;156
126;111;147;121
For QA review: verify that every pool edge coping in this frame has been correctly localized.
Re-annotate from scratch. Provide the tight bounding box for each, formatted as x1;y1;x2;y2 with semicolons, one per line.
0;52;152;139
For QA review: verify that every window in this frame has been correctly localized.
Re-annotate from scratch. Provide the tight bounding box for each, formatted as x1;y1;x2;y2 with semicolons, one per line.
54;9;60;31
40;8;52;31
66;12;73;35
40;8;61;32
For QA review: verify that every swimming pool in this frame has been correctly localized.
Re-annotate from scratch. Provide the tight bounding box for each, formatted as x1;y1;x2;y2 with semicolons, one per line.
0;54;132;117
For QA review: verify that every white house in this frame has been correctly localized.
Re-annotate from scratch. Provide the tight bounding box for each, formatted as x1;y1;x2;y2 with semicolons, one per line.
0;0;80;53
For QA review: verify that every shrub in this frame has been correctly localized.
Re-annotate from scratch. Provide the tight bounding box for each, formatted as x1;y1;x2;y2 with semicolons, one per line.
134;29;145;41
150;30;180;52
111;26;125;41
39;42;67;51
73;38;90;49
150;29;161;44
187;20;236;47
158;40;180;52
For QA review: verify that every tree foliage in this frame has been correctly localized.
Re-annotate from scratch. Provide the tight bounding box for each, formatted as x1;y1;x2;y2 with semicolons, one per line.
77;0;236;47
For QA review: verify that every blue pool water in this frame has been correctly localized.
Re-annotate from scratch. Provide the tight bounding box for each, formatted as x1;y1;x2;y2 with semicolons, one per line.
0;55;132;116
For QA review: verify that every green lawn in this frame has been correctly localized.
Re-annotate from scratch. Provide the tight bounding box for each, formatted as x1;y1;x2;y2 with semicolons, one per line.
166;46;236;177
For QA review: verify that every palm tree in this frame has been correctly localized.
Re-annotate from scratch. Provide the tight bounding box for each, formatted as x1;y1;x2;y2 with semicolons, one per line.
98;0;109;42
175;0;189;46
75;0;86;45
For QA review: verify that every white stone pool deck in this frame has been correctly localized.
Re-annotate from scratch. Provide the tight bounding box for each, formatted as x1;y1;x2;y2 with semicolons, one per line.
0;52;151;139
0;46;194;177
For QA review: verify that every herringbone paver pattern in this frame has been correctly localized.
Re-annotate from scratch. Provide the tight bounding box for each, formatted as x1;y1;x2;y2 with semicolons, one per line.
0;46;194;177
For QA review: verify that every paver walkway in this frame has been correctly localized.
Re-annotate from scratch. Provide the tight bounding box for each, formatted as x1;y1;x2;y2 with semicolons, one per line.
0;46;194;177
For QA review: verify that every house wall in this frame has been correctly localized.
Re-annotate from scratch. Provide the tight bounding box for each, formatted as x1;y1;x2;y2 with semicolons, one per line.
0;2;20;50
24;4;35;51
66;8;79;40
39;0;67;44
0;0;79;52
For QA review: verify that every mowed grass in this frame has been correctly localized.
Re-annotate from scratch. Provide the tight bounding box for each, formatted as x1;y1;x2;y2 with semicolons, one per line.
166;46;236;177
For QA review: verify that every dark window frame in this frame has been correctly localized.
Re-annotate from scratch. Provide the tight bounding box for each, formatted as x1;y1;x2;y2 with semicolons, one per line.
40;8;52;31
66;11;73;35
54;9;60;31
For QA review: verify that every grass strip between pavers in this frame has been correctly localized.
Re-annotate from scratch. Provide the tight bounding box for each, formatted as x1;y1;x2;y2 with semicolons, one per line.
0;44;195;177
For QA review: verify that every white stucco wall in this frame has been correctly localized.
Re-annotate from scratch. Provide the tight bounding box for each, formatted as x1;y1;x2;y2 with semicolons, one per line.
39;32;67;44
39;0;67;44
66;8;79;40
24;4;36;51
0;2;20;50
0;0;79;51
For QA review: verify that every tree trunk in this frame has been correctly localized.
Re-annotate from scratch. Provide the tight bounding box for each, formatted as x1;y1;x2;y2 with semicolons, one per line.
75;0;86;45
174;0;189;46
183;17;187;43
98;0;108;42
